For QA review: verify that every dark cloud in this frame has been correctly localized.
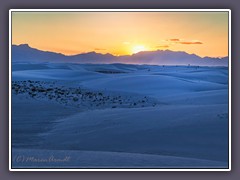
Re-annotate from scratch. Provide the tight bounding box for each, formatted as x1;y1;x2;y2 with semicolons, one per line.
94;48;106;51
169;39;180;41
179;41;203;45
165;39;203;45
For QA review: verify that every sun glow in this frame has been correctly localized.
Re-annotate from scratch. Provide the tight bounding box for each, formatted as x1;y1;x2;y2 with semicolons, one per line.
12;12;229;57
132;45;146;54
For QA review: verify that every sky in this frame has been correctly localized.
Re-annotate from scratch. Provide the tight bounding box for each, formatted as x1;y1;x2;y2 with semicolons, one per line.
12;11;229;58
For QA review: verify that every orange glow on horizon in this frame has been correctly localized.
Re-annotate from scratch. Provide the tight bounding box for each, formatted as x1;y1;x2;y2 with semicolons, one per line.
12;11;229;58
132;45;147;54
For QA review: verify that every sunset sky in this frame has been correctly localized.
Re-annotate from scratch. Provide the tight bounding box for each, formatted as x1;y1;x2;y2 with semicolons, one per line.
12;11;229;58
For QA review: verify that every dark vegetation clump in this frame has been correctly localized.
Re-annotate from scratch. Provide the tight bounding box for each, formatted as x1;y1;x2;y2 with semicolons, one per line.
12;80;155;109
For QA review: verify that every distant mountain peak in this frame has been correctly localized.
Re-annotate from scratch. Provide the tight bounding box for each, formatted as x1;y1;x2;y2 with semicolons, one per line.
17;44;30;48
11;44;228;66
82;51;98;55
78;51;115;57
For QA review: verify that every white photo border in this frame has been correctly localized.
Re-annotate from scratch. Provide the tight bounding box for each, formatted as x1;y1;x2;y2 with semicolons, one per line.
9;9;231;172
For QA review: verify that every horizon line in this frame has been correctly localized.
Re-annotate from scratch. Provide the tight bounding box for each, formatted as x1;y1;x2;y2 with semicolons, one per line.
12;43;228;59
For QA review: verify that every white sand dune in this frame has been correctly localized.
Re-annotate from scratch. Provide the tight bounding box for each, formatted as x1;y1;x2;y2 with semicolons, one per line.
12;149;227;168
11;62;229;168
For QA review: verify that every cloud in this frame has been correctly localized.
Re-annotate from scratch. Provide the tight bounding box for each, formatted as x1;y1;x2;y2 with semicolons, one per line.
94;48;106;51
156;45;169;48
178;41;203;45
169;39;180;42
165;38;203;45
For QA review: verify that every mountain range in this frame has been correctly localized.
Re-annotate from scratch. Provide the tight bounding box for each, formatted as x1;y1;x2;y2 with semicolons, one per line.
12;44;228;66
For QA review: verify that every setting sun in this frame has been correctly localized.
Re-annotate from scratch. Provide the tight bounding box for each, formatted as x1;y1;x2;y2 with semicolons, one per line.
12;11;229;57
132;45;146;54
